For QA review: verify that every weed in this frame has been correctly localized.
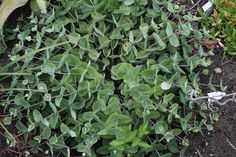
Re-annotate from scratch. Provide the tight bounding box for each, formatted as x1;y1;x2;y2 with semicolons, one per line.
199;0;236;55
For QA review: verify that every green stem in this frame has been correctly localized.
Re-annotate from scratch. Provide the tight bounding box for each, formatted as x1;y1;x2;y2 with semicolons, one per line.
0;88;42;92
0;121;17;146
0;41;70;73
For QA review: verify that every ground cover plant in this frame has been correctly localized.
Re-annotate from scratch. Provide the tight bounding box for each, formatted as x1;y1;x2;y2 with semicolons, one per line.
0;0;218;156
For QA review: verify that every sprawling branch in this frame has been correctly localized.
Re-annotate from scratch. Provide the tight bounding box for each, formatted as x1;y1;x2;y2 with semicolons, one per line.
189;90;236;112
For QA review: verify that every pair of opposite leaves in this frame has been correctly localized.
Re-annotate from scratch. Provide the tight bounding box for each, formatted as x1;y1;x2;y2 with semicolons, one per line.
0;0;47;30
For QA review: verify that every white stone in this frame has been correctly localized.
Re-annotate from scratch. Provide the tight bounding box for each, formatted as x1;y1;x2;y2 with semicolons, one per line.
202;1;214;12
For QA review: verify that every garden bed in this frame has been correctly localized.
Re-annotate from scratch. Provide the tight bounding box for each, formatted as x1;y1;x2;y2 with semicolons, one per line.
1;1;236;157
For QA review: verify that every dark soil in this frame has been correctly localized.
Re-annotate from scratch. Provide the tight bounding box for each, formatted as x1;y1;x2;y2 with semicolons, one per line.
185;51;236;157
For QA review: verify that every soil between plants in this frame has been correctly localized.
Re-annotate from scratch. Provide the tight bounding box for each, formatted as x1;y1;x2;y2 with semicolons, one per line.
185;51;236;157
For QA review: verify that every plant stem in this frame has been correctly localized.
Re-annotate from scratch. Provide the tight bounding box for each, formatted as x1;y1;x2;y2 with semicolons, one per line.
0;121;17;146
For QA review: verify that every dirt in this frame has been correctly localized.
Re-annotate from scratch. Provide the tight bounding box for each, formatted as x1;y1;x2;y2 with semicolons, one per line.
185;50;236;157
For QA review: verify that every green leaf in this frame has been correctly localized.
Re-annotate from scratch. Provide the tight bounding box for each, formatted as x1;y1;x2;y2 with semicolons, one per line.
125;130;137;142
49;135;58;145
168;139;179;153
82;112;94;121
153;33;166;50
182;137;189;146
136;0;147;5
70;107;77;120
49;113;59;129
166;22;174;36
41;118;49;127
111;63;132;80
69;130;76;137
137;123;149;137
43;93;51;102
42;62;56;77
91;11;105;22
60;123;70;134
183;13;202;21
68;33;80;46
105;113;131;127
15;95;30;108
28;124;35;132
42;128;51;139
98;35;110;49
169;34;179;47
163;131;175;142
124;0;134;6
167;2;174;13
182;23;191;36
138;141;151;148
89;49;100;61
154;121;166;135
110;139;125;146
37;82;47;93
3;117;12;125
139;23;149;39
104;96;121;115
33;110;43;122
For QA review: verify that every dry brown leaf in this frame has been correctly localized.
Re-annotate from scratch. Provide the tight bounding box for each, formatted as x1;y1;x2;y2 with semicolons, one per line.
201;38;218;50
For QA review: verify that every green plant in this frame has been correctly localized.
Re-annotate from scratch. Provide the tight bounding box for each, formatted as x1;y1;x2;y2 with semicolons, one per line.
1;0;214;156
199;0;236;55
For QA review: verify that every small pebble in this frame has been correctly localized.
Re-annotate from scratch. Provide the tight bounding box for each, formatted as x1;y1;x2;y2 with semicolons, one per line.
214;67;222;74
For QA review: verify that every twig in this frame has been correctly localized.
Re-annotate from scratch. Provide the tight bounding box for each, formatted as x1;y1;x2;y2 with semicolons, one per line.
189;0;202;11
0;121;17;146
195;147;203;157
189;90;236;112
147;136;161;157
226;138;236;150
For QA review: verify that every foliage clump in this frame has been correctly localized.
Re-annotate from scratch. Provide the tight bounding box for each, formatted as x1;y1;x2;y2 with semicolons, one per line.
1;0;214;156
202;0;236;55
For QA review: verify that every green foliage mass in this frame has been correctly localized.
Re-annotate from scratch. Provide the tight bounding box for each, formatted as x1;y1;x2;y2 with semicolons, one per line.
1;0;215;156
200;0;236;55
